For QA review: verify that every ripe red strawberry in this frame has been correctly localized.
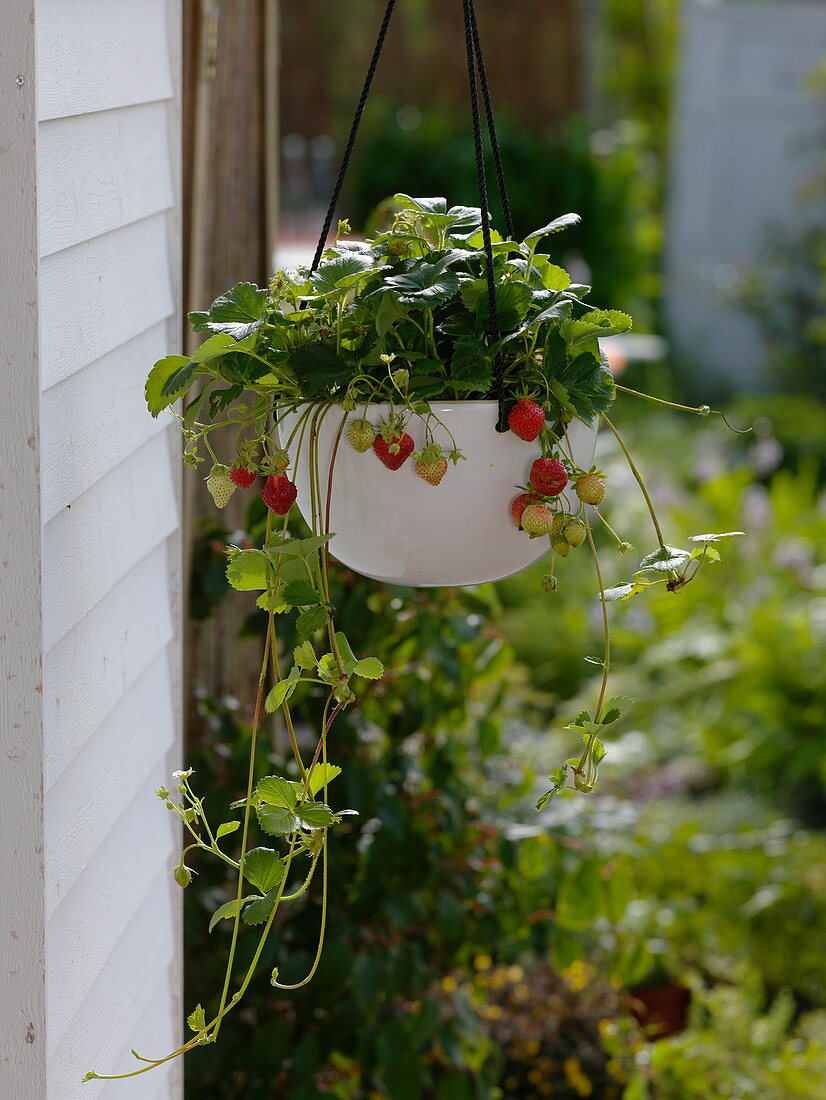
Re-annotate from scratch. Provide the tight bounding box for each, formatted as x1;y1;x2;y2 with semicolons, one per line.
521;502;554;537
507;399;546;442
348;419;376;453
415;453;448;486
574;472;605;505
373;431;414;471
261;472;297;514
510;492;539;528
206;464;236;508
229;463;257;489
529;456;568;496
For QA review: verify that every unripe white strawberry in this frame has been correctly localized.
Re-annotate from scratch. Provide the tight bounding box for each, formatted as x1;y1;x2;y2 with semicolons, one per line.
574;473;605;505
563;519;587;547
206;464;236;508
521;503;554;537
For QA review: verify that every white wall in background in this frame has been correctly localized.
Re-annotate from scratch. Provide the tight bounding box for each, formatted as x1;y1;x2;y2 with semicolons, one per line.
0;2;183;1097
666;0;826;389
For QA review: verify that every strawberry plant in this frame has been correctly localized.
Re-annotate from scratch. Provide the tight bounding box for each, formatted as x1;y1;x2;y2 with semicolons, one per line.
86;196;743;1084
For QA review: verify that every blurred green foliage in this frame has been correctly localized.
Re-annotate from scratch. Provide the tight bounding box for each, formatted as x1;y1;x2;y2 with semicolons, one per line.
181;399;826;1097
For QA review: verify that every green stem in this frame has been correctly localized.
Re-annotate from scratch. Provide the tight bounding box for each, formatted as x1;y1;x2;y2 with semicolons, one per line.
601;414;666;550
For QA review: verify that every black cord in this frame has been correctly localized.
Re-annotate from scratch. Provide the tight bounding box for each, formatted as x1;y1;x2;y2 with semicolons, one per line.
467;1;514;241
309;0;397;273
309;0;513;427
462;0;508;427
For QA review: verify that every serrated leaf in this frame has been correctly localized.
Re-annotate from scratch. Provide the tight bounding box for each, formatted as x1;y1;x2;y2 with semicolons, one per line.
243;889;281;926
354;657;384;680
536;764;569;810
190;282;268;340
146;354;192;416
209;897;248;933
296;802;336;829
599;696;634;726
216;820;240;839
601;582;644;602
264;677;299;713
334;632;358;676
293;640;317;670
243;847;286;893
256;803;299;837
307;763;342;797
256;775;297;809
637;545;691;573
266;533;334;559
296;605;329;636
477;280;533;333
688;531;745;543
281;580;321;607
309;254;380;296
187;1004;206;1033
524;212;581;244
226;549;271;591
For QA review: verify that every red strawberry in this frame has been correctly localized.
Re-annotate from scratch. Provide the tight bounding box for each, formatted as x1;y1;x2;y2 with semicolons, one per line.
510;492;539;528
507;399;546;442
529;456;568;496
373;431;414;471
230;464;257;489
261;473;297;514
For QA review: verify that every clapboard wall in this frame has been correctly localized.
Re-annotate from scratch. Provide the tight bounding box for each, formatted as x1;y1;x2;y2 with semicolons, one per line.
1;1;182;1096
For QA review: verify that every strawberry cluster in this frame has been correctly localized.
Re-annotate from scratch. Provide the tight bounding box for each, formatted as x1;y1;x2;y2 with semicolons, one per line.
347;415;456;488
506;398;607;567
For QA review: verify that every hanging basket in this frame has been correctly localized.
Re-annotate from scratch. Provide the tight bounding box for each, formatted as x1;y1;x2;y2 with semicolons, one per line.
279;402;598;586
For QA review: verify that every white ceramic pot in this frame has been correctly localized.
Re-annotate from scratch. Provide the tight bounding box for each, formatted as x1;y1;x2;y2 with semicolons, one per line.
278;401;597;587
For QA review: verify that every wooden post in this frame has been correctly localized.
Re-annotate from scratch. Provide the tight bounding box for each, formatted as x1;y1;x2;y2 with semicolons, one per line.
0;3;46;1091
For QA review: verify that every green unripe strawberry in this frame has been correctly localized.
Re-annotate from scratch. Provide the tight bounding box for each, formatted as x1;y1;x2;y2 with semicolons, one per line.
206;464;236;508
552;537;571;558
521;503;554;537
550;512;567;537
574;473;605;505
563;519;587;547
348;419;376;453
173;864;193;888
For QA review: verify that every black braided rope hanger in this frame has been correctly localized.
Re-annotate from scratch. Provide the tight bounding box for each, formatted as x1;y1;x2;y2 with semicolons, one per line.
310;0;515;429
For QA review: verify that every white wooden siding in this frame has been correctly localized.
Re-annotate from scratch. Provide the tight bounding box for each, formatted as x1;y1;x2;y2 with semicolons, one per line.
35;1;183;1097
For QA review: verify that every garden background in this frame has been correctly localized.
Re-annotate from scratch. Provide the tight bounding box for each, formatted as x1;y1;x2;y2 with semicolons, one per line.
180;2;826;1097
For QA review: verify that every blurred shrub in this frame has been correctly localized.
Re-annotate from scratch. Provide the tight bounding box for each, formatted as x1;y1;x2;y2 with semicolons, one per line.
343;107;660;324
627;797;826;1008
631;973;826;1100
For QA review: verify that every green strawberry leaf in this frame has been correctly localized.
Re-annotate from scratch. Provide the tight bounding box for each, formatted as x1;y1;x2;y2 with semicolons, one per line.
216;820;240;839
524;212;581;244
190;282;269;340
637;545;691;573
226;548;272;591
209;897;249;933
242;848;286;894
256;803;299;837
354;657;384;680
256;775;297;809
296;606;330;637
290;342;352;398
688;531;745;543
281;580;321;607
296;802;337;829
187;1004;206;1033
307;763;342;796
146;354;193;416
242;889;281;926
